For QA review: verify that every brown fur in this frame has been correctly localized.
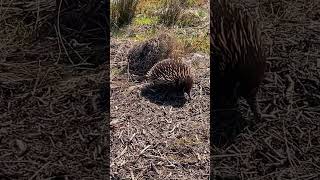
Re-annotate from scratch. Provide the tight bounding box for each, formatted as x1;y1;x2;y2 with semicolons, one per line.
211;0;266;119
127;33;174;76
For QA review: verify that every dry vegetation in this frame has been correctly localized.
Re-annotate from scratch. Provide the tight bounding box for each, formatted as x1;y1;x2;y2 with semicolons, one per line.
212;0;320;179
0;0;108;179
110;0;210;179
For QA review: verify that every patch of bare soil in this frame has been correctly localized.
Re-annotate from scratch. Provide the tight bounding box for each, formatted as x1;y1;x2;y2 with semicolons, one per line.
110;38;210;179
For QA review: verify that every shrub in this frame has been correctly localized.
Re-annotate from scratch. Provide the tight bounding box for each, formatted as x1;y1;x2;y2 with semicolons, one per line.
158;0;182;27
110;0;139;29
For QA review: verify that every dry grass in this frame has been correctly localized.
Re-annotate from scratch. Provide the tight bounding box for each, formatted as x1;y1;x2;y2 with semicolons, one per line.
158;0;183;27
111;0;140;29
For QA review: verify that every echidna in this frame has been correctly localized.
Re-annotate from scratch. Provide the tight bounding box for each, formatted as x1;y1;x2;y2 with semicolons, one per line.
211;0;266;119
128;33;175;76
147;59;194;100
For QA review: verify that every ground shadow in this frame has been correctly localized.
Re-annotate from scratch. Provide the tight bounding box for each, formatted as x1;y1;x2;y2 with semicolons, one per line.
97;82;109;113
140;84;188;108
214;175;241;180
211;108;250;148
210;108;250;179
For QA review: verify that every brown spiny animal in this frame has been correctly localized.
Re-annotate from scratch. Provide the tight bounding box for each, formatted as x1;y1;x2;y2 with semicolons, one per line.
211;0;266;120
147;59;194;100
128;33;175;76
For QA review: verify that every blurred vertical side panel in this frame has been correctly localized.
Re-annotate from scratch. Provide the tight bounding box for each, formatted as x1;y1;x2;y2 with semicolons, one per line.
0;0;109;179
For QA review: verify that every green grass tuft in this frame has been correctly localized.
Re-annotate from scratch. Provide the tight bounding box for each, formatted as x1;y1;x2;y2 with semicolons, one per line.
133;15;158;26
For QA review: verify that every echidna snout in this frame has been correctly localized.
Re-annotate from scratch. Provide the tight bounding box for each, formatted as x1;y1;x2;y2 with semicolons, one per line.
181;76;193;100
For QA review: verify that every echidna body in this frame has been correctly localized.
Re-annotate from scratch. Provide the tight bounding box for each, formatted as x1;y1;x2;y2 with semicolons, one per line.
211;0;266;119
147;59;194;99
128;33;174;76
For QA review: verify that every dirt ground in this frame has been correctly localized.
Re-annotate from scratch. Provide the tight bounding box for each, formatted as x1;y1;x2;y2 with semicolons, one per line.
110;0;211;179
110;38;210;179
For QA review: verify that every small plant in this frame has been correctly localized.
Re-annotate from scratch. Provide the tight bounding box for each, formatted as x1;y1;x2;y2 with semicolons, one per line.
110;0;139;29
178;10;202;27
197;9;207;18
158;0;182;27
133;15;158;26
